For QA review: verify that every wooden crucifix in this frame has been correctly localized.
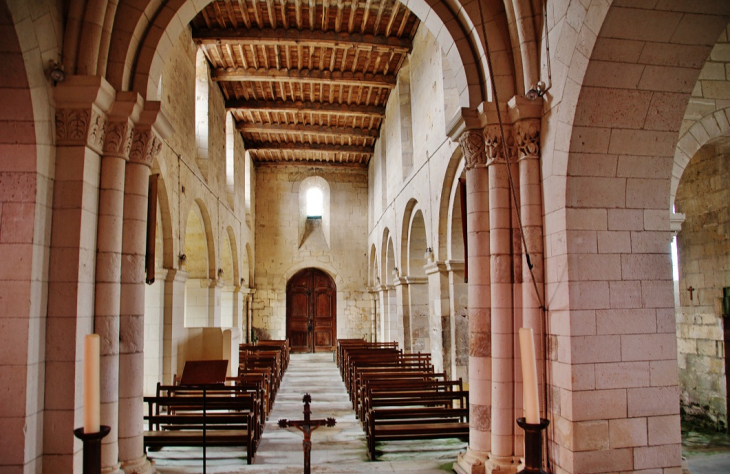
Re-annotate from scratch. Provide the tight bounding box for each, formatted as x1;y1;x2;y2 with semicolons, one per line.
278;394;336;474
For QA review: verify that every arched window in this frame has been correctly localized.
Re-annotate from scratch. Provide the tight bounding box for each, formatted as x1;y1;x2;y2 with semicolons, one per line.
306;187;323;218
195;48;209;180
225;112;235;208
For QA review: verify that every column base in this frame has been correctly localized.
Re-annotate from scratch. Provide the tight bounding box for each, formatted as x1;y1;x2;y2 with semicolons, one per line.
486;454;520;473
454;447;489;474
102;463;124;474
121;455;157;474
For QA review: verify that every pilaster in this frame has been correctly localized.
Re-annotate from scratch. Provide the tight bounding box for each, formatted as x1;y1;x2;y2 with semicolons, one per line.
45;75;114;474
163;269;188;384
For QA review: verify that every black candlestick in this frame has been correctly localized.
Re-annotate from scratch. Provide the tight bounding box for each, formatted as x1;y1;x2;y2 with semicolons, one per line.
73;426;111;474
517;417;549;474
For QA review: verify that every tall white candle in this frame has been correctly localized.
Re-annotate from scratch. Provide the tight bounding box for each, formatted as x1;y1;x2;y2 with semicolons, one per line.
84;334;101;434
519;327;540;424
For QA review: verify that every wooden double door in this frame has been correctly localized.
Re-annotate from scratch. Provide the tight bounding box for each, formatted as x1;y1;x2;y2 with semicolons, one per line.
286;268;336;353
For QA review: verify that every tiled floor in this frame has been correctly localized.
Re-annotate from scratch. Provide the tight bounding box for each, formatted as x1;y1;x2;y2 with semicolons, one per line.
150;353;465;473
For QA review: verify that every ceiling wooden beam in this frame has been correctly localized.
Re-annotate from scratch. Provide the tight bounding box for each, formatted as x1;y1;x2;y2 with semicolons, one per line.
237;122;379;139
193;27;412;53
212;67;396;88
226;99;385;117
245;141;374;154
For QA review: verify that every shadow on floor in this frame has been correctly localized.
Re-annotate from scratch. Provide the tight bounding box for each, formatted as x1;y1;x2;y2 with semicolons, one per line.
683;420;730;474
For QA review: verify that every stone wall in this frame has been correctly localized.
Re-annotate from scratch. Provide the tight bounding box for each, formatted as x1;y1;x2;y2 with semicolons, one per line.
675;144;730;428
253;165;370;341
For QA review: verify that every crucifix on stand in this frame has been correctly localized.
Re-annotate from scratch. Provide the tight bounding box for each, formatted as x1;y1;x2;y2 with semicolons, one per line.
278;394;336;474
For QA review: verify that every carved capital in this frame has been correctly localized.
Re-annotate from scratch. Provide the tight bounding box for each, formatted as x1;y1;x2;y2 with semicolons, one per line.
459;130;487;170
483;124;515;166
56;107;107;153
129;129;162;167
103;120;134;159
514;119;540;160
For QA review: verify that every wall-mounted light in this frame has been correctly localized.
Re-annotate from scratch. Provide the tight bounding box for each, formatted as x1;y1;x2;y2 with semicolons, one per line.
179;253;186;263
392;267;399;278
48;60;65;85
218;268;224;277
240;277;246;286
424;247;434;261
525;81;546;100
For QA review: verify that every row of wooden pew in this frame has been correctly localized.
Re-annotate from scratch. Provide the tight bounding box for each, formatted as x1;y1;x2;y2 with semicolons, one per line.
142;339;291;464
337;339;469;460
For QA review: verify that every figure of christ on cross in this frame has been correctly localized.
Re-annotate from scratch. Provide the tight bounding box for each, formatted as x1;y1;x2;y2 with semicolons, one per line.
278;394;337;474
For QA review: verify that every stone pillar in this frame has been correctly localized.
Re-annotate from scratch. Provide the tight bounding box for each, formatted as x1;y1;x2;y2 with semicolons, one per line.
208;278;223;326
446;260;467;381
246;291;255;343
47;76;113;474
368;290;378;342
232;285;245;329
393;276;409;350
95;92;143;474
377;285;390;343
118;104;171;474
455;127;492;474
164;269;188;384
424;261;449;373
485;124;518;472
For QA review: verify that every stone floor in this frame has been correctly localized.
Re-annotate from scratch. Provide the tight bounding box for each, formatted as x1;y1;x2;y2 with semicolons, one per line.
683;420;730;474
150;353;465;473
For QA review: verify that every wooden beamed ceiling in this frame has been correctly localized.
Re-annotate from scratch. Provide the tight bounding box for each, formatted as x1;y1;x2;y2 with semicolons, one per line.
191;0;419;166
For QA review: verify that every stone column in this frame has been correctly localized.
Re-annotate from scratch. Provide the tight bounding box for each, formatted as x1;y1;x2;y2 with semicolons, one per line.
368;290;378;342
95;92;143;474
393;275;409;350
485;124;518;472
446;260;467;381
454;128;492;474
47;76;113;474
233;285;245;329
118;104;171;474
164;269;188;384
424;261;449;373
377;285;390;343
208;278;223;326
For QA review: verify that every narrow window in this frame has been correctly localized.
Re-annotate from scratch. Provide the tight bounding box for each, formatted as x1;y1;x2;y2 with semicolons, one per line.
306;187;323;218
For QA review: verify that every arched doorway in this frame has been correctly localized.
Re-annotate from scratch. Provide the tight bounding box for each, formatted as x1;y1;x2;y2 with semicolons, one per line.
286;268;337;353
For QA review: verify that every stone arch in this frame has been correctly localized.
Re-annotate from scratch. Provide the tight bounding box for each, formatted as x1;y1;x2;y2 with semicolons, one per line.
436;147;465;260
280;261;344;288
244;242;254;286
672;106;730;211
400;198;419;272
370;243;380;287
381;228;395;284
226;225;240;285
407;209;429;277
219;229;234;286
150;158;176;269
552;3;730;473
108;0;517;111
182;199;215;280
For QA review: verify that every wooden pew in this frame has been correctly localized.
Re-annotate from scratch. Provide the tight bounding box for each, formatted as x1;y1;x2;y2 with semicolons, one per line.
143;386;260;464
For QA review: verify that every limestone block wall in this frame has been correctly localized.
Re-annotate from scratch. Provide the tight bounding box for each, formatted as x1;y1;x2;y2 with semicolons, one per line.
675;144;730;428
253;165;370;340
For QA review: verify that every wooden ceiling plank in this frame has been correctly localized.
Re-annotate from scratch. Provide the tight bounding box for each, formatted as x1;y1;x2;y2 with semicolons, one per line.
322;0;329;31
250;44;259;69
265;0;276;28
237;0;252;28
351;49;360;73
383;48;395;75
347;0;358;33
396;8;409;37
262;44;270;69
252;0;263;28
308;0;316;31
226;98;385;117
237;44;248;68
247;141;374;154
213;2;227;28
224;0;239;28
372;0;388;36
329;47;337;72
194;28;412;53
385;0;399;37
280;0;289;28
275;44;281;69
335;0;344;32
212;67;397;89
201;8;213;29
294;0;302;29
361;0;373;34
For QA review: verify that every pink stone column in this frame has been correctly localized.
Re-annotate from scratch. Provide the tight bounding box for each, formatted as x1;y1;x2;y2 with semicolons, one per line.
484;124;517;470
455;128;491;474
95;93;143;474
118;113;168;473
47;76;114;474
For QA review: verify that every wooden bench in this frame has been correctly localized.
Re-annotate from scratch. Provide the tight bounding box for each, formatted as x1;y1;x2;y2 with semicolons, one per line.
143;389;259;464
365;406;469;460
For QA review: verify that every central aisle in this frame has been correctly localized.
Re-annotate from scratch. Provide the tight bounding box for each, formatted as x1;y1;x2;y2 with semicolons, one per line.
154;352;465;473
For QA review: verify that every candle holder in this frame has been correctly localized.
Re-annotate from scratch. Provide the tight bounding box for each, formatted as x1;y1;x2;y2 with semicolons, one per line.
517;417;549;474
73;426;111;474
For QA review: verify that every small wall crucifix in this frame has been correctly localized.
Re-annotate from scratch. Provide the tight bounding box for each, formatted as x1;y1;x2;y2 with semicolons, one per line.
688;286;695;301
278;394;336;474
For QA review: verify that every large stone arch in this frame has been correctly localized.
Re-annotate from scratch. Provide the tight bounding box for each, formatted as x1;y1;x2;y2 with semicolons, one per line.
370;243;380;287
400;198;419;272
549;3;730;473
672;105;730;210
106;0;517;111
436;147;465;261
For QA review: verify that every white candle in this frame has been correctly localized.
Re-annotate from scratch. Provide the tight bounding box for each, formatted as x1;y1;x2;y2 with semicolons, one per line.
84;334;100;434
519;327;540;424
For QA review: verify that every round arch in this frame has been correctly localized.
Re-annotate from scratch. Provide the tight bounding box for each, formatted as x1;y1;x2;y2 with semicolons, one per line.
106;0;516;112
